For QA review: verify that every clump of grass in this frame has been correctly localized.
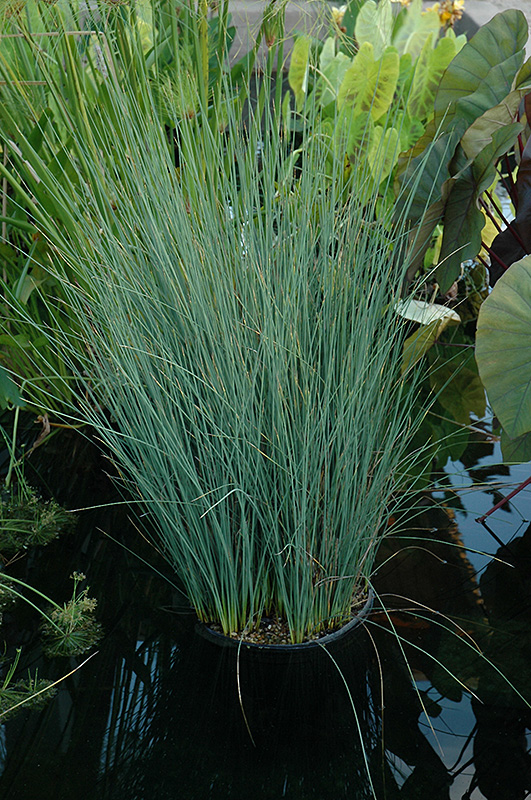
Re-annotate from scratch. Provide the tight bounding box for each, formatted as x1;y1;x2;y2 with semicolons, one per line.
0;13;446;642
8;110;439;642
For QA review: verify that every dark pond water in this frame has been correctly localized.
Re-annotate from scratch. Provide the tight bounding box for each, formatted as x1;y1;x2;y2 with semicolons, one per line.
1;413;531;800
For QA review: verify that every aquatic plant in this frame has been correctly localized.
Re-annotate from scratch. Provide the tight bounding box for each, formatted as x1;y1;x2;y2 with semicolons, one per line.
0;484;76;555
0;27;453;643
398;7;531;291
0;569;101;721
0;571;102;656
39;572;103;657
0;647;55;719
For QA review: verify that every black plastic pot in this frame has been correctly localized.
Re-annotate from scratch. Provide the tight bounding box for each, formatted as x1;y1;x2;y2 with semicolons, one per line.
195;589;374;658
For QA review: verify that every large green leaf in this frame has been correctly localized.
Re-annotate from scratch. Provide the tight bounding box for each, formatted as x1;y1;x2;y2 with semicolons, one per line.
318;39;352;107
475;255;531;439
436;123;523;291
434;10;528;131
391;0;440;59
354;0;393;60
288;36;311;111
408;35;458;122
396;129;461;222
430;364;486;426
399;301;460;372
489;133;531;283
429;343;486;426
338;42;399;121
367;125;399;183
343;110;374;161
460;89;529;159
501;430;531;464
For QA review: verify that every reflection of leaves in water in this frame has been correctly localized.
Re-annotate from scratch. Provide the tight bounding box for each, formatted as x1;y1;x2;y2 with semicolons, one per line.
470;522;531;799
468;464;511;483
459;431;496;471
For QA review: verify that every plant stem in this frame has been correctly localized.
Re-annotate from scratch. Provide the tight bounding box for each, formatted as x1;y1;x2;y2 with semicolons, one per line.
476;474;531;524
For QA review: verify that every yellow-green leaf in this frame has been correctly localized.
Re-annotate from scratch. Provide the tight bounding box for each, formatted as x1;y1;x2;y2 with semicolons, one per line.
392;0;440;59
355;0;393;60
402;320;439;373
288;36;311;111
338;42;399;121
367;125;400;183
408;36;457;122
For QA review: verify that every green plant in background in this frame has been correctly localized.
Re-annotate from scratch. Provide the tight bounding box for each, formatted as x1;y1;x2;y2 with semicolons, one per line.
288;1;531;300
398;8;531;292
288;0;466;192
285;0;519;456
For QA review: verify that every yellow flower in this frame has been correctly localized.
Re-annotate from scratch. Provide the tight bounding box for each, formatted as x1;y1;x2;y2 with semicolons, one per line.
331;4;347;27
436;0;465;27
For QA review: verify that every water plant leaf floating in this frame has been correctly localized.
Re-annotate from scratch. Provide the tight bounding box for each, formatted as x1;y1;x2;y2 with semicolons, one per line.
476;255;531;439
434;9;528;132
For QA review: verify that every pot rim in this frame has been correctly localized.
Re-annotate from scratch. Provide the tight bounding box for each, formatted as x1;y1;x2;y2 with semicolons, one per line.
196;587;374;651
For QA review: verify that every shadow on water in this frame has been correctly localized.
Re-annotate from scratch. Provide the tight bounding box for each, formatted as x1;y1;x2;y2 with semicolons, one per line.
1;417;531;799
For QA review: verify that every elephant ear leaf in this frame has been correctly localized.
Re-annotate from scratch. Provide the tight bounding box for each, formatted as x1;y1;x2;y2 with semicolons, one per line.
408;35;458;122
288;36;311;111
338;42;399;121
434;9;528;131
435;122;523;292
355;0;393;60
501;430;531;464
391;0;440;59
475;254;531;440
